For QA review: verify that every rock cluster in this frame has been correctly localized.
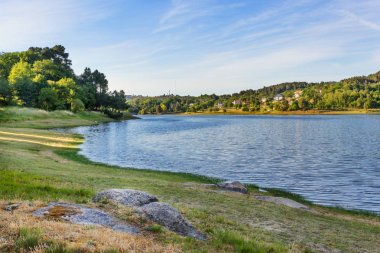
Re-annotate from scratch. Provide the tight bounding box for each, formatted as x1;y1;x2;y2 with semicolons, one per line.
94;189;205;240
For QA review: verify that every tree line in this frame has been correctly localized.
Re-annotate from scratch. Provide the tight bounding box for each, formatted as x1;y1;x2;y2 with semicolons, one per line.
1;45;379;116
0;45;127;118
128;71;380;114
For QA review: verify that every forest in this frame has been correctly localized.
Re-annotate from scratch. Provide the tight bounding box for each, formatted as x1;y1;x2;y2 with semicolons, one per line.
1;45;380;116
0;45;127;118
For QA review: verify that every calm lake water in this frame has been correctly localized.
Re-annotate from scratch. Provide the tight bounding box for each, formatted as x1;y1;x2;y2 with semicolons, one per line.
68;115;380;213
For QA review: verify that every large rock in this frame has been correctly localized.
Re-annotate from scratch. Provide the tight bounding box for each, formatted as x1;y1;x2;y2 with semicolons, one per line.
254;196;309;210
217;181;248;194
138;202;205;240
93;189;158;207
33;202;139;234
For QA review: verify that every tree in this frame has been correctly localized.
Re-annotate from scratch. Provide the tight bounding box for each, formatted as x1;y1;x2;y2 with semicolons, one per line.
38;87;59;110
32;59;64;81
8;61;33;85
51;77;76;109
0;79;12;105
8;61;35;106
0;52;21;79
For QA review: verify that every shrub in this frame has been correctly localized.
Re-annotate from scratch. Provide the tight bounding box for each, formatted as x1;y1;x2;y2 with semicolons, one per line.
242;106;249;112
71;98;85;113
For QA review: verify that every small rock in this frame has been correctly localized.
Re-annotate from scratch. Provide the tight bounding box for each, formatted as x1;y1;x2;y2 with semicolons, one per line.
217;181;248;194
138;202;205;240
33;202;139;234
4;203;20;212
94;189;158;207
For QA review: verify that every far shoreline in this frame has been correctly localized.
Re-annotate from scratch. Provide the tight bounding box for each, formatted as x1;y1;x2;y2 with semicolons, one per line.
136;108;380;116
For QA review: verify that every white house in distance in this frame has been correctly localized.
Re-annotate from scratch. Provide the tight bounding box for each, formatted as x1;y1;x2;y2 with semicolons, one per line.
294;90;303;99
261;97;267;103
232;100;242;105
216;102;224;108
273;94;284;101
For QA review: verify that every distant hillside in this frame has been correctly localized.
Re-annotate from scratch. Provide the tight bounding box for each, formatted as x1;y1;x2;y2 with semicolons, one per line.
128;70;380;114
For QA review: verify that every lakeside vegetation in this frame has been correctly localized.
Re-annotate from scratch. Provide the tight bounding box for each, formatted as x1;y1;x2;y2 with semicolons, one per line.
0;46;128;119
128;71;380;115
0;107;379;253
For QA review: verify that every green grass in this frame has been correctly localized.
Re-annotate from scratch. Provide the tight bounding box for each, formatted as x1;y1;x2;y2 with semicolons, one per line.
15;228;42;252
0;106;379;253
0;106;113;128
0;169;93;202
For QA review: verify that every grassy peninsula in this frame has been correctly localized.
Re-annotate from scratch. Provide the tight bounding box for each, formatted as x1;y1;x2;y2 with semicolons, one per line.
0;107;379;253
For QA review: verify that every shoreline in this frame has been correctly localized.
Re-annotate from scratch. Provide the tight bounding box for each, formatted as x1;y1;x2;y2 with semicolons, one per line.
1;107;379;252
135;109;380;116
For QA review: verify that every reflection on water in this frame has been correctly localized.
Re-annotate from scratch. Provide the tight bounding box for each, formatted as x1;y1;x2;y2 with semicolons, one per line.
67;115;380;213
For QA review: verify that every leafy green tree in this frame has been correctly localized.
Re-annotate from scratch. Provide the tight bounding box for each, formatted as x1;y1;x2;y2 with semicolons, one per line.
8;61;36;106
38;87;59;110
32;59;64;81
51;77;76;109
0;52;21;79
0;79;12;105
8;61;33;85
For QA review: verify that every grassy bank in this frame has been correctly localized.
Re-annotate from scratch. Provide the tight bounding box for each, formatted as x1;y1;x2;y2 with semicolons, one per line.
0;107;379;253
0;107;115;129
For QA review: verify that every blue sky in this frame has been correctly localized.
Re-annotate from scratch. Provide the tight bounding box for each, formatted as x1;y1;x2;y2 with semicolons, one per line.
1;0;380;95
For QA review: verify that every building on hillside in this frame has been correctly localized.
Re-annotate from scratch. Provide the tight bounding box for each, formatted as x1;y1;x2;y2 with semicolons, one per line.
261;97;267;103
294;90;303;99
232;100;242;105
273;94;284;101
216;102;224;108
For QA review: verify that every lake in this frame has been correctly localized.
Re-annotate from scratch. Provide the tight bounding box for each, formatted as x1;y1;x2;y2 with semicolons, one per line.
68;115;380;213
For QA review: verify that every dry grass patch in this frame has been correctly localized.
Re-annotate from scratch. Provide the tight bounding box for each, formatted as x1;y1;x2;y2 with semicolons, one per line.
0;201;180;253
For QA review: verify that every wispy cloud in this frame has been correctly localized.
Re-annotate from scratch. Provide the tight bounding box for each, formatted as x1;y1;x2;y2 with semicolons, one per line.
154;0;247;33
338;10;380;32
1;0;379;95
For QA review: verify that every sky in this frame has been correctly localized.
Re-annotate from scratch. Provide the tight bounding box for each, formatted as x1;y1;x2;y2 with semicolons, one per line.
1;0;380;96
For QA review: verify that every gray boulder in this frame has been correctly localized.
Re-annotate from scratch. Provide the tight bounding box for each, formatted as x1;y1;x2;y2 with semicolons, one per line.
93;189;158;207
33;202;139;234
138;202;205;240
217;181;248;194
254;196;309;210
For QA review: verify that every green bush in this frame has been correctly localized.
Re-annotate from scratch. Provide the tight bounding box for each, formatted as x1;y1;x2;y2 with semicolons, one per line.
71;98;85;113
